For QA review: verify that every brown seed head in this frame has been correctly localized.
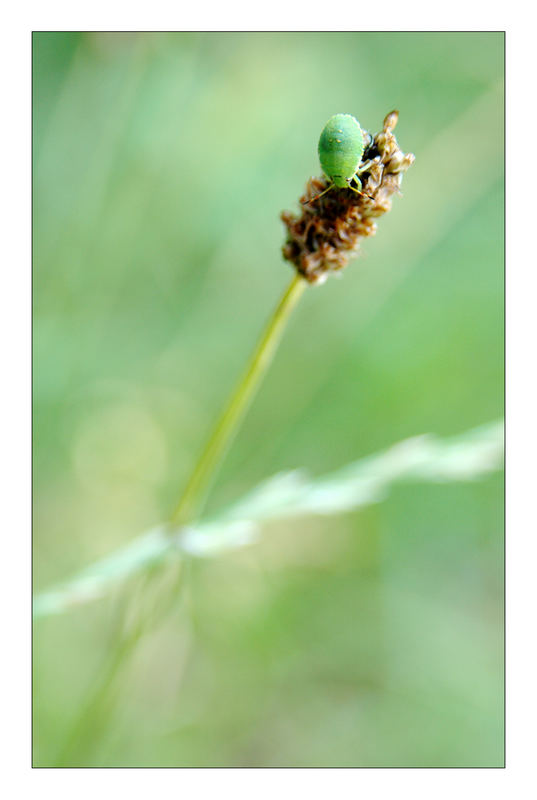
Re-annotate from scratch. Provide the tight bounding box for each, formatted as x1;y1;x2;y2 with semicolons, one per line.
281;110;414;285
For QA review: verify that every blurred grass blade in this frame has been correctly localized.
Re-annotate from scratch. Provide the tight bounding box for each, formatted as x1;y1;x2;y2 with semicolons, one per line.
32;528;170;618
33;420;503;618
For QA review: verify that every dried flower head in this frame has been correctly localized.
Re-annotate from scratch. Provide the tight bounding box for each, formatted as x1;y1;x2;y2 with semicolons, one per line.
281;111;415;285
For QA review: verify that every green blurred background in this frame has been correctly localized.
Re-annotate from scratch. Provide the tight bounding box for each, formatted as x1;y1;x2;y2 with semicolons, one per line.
33;32;504;767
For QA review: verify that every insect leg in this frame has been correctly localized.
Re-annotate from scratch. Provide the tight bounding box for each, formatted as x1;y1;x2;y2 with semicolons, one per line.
355;159;376;175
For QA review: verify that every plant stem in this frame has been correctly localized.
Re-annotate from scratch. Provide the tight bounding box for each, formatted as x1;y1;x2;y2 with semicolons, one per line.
170;272;307;528
53;273;306;766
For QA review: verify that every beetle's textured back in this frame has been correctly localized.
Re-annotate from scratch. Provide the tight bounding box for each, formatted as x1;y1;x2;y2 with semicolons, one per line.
318;114;364;187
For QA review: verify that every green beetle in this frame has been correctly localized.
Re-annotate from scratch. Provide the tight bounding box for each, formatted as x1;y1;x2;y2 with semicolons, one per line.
308;113;374;203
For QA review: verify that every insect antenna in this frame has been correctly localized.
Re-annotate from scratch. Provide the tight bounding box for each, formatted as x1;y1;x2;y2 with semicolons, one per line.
348;174;376;202
350;186;376;202
302;184;335;205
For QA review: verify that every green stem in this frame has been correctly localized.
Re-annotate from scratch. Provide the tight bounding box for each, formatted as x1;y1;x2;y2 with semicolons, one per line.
170;273;307;528
54;272;306;766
